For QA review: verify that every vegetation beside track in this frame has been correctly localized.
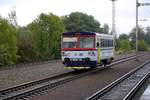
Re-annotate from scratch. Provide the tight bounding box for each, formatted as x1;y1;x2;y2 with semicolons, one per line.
0;12;150;66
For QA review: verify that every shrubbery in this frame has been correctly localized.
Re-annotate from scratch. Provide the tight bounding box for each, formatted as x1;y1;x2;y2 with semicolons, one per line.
1;12;150;66
138;40;148;51
118;39;131;53
0;17;17;65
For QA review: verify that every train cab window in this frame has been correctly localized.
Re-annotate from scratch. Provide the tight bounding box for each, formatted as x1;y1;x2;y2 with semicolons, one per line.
62;37;77;48
79;37;94;48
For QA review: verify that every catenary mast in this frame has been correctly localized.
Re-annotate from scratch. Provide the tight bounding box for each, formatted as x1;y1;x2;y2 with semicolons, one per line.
110;0;117;35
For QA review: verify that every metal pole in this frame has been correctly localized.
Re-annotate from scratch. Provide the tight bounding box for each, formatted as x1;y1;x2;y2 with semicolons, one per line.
111;0;117;55
111;0;116;35
112;1;115;35
136;0;139;61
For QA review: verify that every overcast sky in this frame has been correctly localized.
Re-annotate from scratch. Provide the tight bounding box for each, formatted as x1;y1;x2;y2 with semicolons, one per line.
0;0;150;34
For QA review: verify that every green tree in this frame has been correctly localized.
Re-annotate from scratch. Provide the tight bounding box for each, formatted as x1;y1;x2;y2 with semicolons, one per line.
115;34;128;51
138;40;148;51
0;17;17;65
145;26;150;46
119;34;128;40
28;13;65;59
17;27;37;62
129;26;145;40
115;33;131;53
62;12;102;32
118;39;131;53
129;26;145;50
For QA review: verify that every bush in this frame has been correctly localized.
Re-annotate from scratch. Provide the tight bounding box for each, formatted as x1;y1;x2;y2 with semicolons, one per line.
118;39;131;53
138;40;148;51
0;17;17;66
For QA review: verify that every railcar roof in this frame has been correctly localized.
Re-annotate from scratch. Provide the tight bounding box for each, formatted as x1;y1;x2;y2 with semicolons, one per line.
95;33;114;38
62;32;95;35
62;32;114;39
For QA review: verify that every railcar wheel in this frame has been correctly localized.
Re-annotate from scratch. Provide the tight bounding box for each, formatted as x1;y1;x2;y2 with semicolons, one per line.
74;69;79;71
104;63;107;67
102;60;107;67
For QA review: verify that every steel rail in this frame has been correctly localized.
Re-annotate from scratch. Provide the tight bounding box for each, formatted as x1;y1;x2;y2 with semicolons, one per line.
123;72;150;100
0;53;146;100
0;52;146;71
87;60;150;100
0;71;75;98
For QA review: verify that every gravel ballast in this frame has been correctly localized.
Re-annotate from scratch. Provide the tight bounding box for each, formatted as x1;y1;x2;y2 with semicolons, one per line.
31;52;150;100
0;52;144;90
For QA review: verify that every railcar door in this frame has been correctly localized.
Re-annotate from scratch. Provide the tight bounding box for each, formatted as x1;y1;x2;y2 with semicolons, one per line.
96;37;101;64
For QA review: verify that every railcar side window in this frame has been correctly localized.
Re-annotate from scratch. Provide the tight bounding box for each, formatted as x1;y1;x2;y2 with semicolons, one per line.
101;39;104;47
101;39;113;47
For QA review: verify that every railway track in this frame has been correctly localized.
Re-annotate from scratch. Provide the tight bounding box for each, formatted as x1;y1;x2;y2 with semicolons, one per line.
0;52;142;71
87;60;150;100
0;53;145;100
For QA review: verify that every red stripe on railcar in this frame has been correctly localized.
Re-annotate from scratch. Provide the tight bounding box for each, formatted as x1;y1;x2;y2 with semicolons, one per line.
62;48;96;51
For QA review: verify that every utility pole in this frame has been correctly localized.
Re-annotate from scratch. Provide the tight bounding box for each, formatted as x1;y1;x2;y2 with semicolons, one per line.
136;0;139;61
110;0;117;35
136;1;150;61
110;0;117;54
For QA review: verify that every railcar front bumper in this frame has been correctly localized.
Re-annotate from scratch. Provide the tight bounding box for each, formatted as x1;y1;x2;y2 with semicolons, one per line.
63;58;97;69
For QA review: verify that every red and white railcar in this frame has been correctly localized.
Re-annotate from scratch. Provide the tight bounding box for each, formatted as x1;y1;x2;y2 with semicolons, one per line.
61;32;114;70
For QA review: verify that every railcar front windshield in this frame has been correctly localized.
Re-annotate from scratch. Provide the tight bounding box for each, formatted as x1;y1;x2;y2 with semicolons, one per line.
79;37;94;48
62;36;95;48
62;37;77;48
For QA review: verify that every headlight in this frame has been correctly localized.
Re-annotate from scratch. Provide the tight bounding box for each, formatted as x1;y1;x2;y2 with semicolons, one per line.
79;53;83;56
88;51;95;56
62;52;70;56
